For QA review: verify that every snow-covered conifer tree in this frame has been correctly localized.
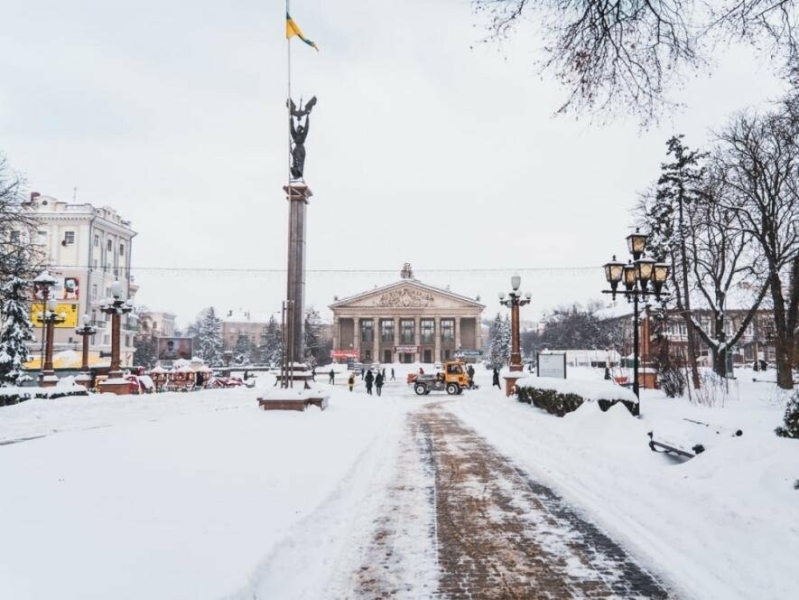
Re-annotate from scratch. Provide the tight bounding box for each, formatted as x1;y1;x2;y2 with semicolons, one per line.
487;313;509;369
260;315;283;366
0;274;35;386
196;307;223;366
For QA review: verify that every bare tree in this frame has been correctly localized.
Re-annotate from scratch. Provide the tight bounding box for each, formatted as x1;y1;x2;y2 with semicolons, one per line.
0;155;40;297
474;0;799;123
684;167;770;376
714;107;799;389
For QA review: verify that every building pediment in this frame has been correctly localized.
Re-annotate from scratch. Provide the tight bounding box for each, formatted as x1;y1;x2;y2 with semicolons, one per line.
331;281;483;311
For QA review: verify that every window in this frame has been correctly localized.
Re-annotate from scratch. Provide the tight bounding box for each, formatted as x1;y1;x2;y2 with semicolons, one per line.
400;319;415;344
103;334;110;345
94;234;99;247
38;231;47;244
107;239;113;252
64;231;75;245
91;284;98;300
441;319;454;342
361;320;374;343
10;230;20;243
119;243;125;257
420;319;434;343
381;320;394;343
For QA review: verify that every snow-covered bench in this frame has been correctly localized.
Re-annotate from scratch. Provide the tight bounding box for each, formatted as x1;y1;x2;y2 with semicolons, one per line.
648;418;743;459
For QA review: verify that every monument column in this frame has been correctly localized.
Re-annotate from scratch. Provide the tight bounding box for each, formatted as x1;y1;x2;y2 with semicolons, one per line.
283;182;312;365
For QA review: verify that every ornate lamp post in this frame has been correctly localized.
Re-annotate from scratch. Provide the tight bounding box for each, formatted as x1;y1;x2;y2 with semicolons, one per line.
602;229;670;415
498;273;532;395
75;315;96;388
33;270;57;385
98;281;133;395
39;298;66;387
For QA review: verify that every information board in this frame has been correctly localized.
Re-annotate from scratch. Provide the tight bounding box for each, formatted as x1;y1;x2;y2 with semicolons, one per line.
537;352;567;379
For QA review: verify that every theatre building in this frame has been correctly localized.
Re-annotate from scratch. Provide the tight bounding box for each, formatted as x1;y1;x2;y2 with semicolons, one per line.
329;264;485;364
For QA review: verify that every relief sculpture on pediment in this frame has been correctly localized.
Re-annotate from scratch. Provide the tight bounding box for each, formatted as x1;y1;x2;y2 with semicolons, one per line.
377;288;436;307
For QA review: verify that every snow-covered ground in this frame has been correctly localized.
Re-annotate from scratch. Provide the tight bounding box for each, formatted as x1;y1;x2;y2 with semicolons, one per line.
1;365;797;599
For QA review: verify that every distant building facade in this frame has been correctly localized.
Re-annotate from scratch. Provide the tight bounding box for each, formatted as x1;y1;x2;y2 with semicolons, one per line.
26;193;138;366
329;264;485;364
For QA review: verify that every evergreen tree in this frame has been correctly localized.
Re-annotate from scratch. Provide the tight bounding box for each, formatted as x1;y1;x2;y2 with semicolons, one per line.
260;315;283;367
196;307;223;366
486;312;509;369
233;334;253;365
775;391;799;440
0;274;35;386
500;314;512;363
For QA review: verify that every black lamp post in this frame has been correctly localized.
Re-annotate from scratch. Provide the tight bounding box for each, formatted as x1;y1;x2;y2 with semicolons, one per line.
98;281;133;392
499;273;532;372
603;229;670;415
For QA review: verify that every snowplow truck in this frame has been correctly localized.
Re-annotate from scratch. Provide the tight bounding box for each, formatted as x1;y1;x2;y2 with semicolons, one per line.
411;361;470;395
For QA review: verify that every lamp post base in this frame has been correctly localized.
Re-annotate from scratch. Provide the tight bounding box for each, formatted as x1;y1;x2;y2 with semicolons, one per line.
503;374;525;397
39;372;58;388
75;372;92;389
99;371;129;395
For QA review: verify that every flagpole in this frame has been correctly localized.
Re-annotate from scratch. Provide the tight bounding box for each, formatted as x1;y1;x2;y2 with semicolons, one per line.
286;0;292;190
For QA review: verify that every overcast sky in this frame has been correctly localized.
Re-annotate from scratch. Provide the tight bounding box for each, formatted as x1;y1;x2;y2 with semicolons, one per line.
0;0;788;327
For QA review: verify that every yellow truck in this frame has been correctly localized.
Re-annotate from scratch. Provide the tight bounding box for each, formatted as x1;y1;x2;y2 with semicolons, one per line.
410;361;470;395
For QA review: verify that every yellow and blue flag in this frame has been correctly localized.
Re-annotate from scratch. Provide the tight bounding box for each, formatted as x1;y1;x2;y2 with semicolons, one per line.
286;13;319;51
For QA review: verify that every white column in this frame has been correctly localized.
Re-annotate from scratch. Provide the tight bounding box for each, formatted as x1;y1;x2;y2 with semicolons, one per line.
394;316;400;363
414;316;421;362
373;317;379;363
353;317;360;355
455;316;462;352
434;316;441;363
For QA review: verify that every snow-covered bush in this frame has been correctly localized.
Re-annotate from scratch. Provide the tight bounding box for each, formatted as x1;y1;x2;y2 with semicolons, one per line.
659;365;686;398
775;391;799;439
0;387;32;406
516;385;636;417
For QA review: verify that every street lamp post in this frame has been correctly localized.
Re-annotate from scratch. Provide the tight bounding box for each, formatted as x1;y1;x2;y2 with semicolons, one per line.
75;314;96;388
33;270;58;386
39;298;66;387
98;281;133;395
498;273;532;395
602;229;670;415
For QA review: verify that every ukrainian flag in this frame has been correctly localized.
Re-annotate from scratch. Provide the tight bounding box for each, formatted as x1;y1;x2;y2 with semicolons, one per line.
286;13;319;51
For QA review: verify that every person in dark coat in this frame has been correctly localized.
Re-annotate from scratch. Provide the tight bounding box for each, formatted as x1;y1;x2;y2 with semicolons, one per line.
365;369;374;395
390;368;395;380
466;364;475;388
329;369;335;384
375;371;384;396
348;372;355;392
492;368;501;389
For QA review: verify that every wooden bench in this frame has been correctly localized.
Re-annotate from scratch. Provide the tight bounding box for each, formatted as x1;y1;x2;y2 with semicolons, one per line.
257;395;329;412
648;432;706;458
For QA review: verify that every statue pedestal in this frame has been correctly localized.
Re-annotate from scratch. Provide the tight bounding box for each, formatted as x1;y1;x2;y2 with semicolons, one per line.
39;372;58;388
503;370;525;397
283;183;313;365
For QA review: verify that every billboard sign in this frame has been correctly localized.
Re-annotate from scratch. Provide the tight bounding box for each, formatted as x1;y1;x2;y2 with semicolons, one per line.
537;352;567;379
30;303;79;328
395;345;419;353
157;337;193;361
331;350;359;359
454;349;483;359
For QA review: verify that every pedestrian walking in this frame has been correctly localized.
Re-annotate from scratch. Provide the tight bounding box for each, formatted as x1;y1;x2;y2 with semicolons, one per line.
466;364;475;388
348;372;355;392
381;368;386;379
361;368;365;379
365;369;374;395
311;368;316;381
390;368;395;380
329;368;335;384
492;367;501;389
375;371;384;396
